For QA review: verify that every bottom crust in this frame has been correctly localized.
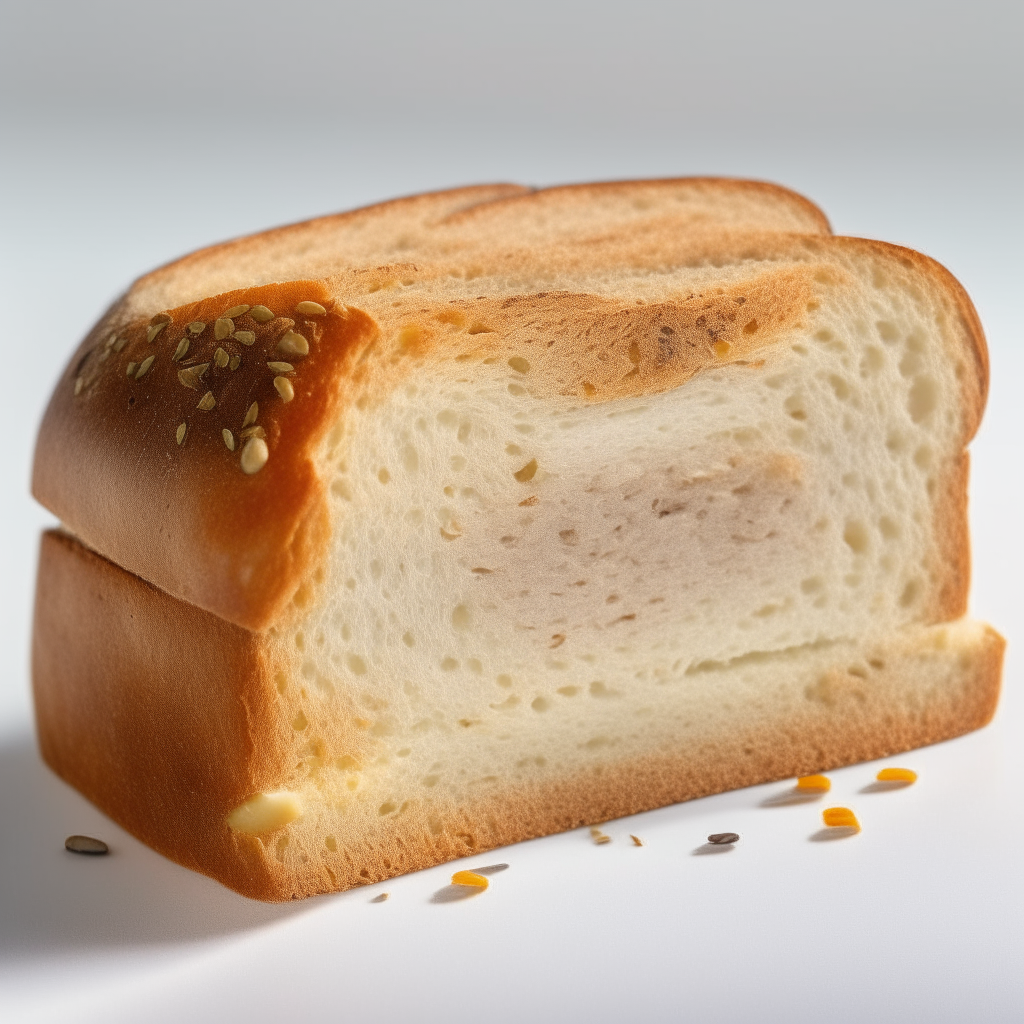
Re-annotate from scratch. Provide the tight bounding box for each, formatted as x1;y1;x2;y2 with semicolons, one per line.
33;530;1004;901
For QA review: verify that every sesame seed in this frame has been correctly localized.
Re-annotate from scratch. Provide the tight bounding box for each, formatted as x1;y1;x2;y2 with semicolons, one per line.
136;355;155;379
178;363;210;389
74;376;84;395
197;391;216;411
188;321;206;335
250;305;274;323
707;832;740;845
229;354;241;370
277;330;309;357
113;336;129;352
125;362;137;377
240;425;266;440
242;401;259;428
233;330;255;346
222;428;235;451
214;318;234;341
151;313;172;325
147;322;168;343
176;422;187;445
214;347;229;368
172;337;190;361
105;333;118;349
296;301;326;315
267;361;294;373
224;304;250;319
274;376;295;401
241;436;269;474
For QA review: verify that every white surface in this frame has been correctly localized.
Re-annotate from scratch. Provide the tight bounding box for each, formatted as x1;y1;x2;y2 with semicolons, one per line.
1;2;1022;1021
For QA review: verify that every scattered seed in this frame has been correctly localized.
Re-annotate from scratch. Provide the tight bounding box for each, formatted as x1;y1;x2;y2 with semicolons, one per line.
229;354;241;370
250;305;274;322
125;362;137;377
233;330;256;346
796;774;831;793
147;322;168;343
135;355;155;379
239;425;266;440
172;337;190;361
451;871;488;889
267;361;294;373
822;807;860;830
176;422;187;445
277;330;309;356
590;826;611;845
74;376;84;395
876;768;917;784
707;832;739;845
224;304;250;319
630;835;644;846
242;401;259;428
274;376;295;401
370;892;389;903
214;347;230;368
197;390;216;411
222;428;235;451
241;436;269;474
296;300;326;315
214;318;234;341
188;321;206;334
178;363;210;389
65;835;108;855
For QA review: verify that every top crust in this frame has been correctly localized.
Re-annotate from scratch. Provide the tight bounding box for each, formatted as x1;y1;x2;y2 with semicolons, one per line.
33;181;987;633
124;177;831;317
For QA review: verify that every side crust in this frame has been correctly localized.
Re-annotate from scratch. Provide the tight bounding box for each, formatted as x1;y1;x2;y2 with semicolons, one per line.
33;529;1004;901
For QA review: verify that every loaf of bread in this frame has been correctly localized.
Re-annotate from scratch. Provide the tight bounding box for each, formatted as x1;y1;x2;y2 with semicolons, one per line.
31;178;1002;900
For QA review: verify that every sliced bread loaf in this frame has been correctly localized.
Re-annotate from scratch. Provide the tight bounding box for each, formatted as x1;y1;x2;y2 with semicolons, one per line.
31;181;1000;900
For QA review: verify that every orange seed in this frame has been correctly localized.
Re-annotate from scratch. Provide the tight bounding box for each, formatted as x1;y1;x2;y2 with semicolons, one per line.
823;807;860;830
796;774;831;792
451;870;488;889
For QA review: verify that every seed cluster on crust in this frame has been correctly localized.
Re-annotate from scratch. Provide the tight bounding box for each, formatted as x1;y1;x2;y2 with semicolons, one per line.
72;298;331;475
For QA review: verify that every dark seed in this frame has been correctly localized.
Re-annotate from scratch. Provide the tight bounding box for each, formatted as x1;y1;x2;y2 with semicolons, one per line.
65;834;109;855
707;832;740;845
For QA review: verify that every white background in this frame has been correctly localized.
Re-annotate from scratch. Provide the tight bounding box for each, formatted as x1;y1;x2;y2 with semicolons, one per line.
1;2;1021;1021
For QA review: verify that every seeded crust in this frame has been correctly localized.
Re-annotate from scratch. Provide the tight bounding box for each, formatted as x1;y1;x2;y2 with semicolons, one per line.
34;530;1003;901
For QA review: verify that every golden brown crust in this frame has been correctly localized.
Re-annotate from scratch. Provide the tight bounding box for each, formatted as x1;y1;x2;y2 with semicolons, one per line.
34;280;377;630
442;176;832;235
132;184;531;304
34;530;1003;901
33;530;291;897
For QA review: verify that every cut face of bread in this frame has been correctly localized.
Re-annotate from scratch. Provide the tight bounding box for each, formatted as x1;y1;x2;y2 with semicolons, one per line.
32;181;1000;901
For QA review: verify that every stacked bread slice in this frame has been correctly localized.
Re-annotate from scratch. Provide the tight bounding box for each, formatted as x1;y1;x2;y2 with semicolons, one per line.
32;179;1001;900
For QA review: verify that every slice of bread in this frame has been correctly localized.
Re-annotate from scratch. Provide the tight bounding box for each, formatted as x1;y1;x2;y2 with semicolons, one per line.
31;180;1000;901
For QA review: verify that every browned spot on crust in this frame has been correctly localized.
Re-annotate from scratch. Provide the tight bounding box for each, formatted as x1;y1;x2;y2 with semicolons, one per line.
34;281;378;631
